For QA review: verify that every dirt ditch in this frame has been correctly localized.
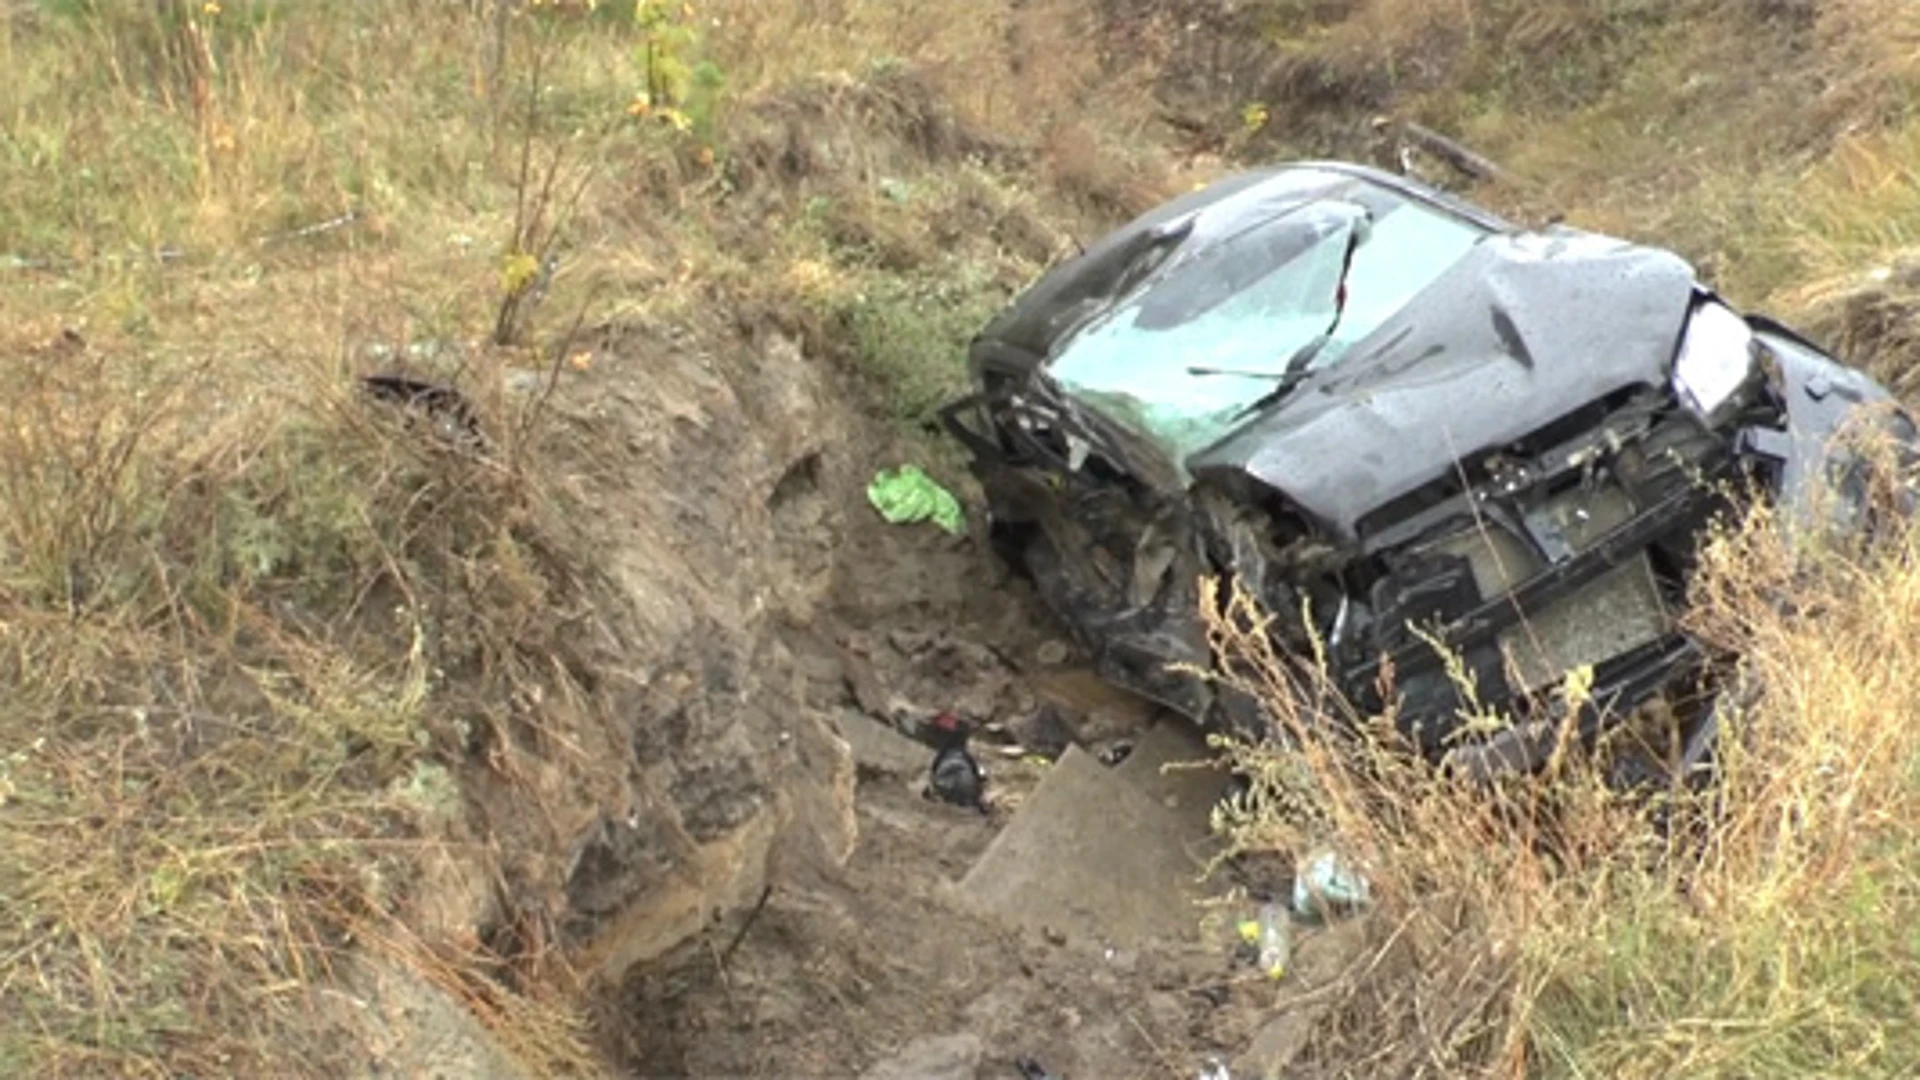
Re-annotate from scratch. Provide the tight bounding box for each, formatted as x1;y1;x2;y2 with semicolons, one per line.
423;59;1349;1079
533;311;1355;1078
591;472;1285;1078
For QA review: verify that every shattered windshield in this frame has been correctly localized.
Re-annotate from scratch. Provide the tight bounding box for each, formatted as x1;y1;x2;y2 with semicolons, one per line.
1047;185;1486;475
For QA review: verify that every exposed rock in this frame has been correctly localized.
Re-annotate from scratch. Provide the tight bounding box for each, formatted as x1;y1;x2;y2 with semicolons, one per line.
463;326;865;991
836;707;935;779
320;956;531;1080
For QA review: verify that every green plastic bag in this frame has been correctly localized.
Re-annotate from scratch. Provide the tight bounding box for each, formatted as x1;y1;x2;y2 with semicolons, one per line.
867;465;966;536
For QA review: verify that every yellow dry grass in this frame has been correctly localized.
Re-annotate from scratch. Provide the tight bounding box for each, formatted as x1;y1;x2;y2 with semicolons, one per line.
1205;472;1920;1077
1182;17;1920;1071
0;1;1150;1075
8;0;1920;1075
0;3;667;1075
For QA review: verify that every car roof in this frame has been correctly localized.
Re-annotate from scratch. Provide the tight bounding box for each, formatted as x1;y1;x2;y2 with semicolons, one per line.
972;162;1511;371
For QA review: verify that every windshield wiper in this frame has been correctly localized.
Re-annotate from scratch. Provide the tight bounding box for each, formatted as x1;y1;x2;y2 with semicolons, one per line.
1181;330;1330;419
1191;220;1369;417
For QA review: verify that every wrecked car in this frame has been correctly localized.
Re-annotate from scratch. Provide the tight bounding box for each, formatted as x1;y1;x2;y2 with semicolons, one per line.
942;161;1915;781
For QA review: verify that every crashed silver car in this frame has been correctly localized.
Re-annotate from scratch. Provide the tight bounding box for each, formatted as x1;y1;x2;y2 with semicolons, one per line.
943;162;1914;780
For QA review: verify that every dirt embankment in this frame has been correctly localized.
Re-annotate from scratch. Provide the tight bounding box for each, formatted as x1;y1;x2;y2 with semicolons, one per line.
550;52;1376;1075
404;66;1154;1076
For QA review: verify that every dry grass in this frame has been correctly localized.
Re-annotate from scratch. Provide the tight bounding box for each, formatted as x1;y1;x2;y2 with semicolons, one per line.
0;1;1162;1075
1205;451;1920;1077
1230;0;1920;312
0;328;606;1074
1164;4;1920;1074
16;0;1920;1075
0;3;664;1075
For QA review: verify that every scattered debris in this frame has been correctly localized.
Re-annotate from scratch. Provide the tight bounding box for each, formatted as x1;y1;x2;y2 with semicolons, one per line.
258;206;365;247
923;711;990;812
358;374;489;452
1097;740;1135;767
867;464;966;535
1292;849;1372;922
720;884;775;966
1235;901;1290;980
1016;704;1080;760
1371;116;1516;186
1197;1057;1232;1080
362;338;463;365
928;744;987;811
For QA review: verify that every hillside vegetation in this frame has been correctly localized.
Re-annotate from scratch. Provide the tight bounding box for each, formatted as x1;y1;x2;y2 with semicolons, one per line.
3;0;1920;1076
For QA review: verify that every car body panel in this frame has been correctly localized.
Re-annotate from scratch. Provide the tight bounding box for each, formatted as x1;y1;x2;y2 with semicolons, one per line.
943;161;1915;777
1189;229;1699;540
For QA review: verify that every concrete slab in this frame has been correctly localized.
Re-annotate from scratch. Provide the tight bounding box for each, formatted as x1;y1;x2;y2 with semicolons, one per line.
1115;720;1232;843
956;745;1213;954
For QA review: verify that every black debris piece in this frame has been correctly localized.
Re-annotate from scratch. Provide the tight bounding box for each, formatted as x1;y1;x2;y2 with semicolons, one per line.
1015;1056;1060;1080
1016;703;1080;760
359;373;487;449
917;710;988;812
927;742;988;813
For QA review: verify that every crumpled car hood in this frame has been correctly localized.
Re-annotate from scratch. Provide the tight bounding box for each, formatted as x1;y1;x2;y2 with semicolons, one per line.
1188;228;1699;541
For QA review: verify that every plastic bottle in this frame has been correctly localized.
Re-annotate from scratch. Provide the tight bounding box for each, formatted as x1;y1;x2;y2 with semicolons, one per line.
1254;900;1291;980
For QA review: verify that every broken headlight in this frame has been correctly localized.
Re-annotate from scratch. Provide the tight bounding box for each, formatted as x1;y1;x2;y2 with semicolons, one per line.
1671;300;1758;421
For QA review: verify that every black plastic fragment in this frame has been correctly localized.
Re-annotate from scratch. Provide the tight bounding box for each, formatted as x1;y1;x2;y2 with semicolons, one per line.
359;373;487;448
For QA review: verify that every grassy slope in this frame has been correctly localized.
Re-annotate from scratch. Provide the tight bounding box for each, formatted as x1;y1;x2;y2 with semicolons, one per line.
0;6;625;1073
1248;0;1920;310
0;1;1153;1075
7;0;1920;1076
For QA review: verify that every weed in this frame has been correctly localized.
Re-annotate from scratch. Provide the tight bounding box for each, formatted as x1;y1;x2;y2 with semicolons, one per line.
1201;475;1920;1076
630;0;723;137
834;265;1007;429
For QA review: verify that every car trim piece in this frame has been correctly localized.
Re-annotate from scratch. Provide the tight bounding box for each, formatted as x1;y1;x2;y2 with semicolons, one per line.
1353;465;1726;688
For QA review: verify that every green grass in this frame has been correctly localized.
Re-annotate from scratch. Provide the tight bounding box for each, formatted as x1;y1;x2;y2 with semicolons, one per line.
829;258;1009;429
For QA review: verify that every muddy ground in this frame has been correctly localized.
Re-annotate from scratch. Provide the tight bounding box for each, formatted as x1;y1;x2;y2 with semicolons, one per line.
587;426;1343;1079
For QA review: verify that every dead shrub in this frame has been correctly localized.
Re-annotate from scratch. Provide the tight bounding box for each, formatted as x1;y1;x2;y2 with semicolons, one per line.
1041;120;1175;223
1201;443;1920;1075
